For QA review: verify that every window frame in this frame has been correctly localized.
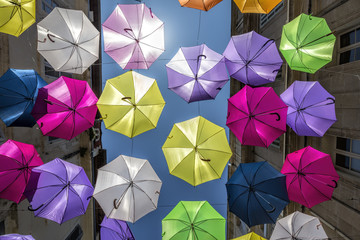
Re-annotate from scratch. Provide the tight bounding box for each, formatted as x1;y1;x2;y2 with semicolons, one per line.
338;27;360;65
259;1;284;29
335;137;360;175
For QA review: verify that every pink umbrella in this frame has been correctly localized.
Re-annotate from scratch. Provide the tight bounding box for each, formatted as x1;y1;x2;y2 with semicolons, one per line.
31;76;98;140
226;85;287;147
281;146;339;208
0;140;43;203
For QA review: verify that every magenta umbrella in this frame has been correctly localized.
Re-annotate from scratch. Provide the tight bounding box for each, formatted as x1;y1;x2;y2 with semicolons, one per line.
281;146;339;208
226;85;288;147
0;140;43;203
31;76;98;140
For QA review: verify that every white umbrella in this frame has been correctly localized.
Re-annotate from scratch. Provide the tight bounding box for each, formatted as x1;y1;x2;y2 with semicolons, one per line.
270;211;328;240
93;155;162;223
37;7;100;74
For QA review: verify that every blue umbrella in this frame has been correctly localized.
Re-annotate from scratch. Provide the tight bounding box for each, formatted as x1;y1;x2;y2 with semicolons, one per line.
226;161;289;227
0;69;47;127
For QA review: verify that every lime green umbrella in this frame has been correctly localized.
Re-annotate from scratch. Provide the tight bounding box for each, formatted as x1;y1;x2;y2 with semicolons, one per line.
280;13;336;73
162;201;225;240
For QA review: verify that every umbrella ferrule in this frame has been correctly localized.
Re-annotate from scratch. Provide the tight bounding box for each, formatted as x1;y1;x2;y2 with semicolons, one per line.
297;171;306;176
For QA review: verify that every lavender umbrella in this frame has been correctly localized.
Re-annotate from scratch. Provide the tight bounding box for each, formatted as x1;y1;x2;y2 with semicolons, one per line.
24;158;94;224
280;81;336;137
166;44;229;102
100;216;135;240
0;234;35;240
223;31;283;86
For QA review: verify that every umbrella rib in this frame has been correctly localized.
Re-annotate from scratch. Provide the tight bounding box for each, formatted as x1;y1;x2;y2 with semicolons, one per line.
249;39;275;63
298;20;324;48
193;225;218;240
59;188;70;223
0;6;18;29
276;220;293;237
300;99;334;111
167;226;191;240
35;184;68;217
68;185;87;213
58;8;75;43
44;111;74;139
132;184;157;208
253;192;276;223
250;162;266;186
253;117;284;132
139;23;164;42
298;112;320;135
251;88;272;114
0;170;24;195
181;201;194;223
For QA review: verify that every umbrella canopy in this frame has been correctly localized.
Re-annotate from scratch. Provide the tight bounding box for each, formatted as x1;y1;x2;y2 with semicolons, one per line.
270;211;328;240
281;146;339;208
0;140;43;203
97;71;165;138
279;14;336;73
178;0;222;11
0;234;35;240
93;155;162;223
103;4;164;69
31;76;98;140
226;161;289;227
0;0;35;37
166;44;229;102
233;0;282;13
24;158;94;224
162;116;232;186
232;232;266;240
280;81;336;137
162;201;225;240
37;7;100;74
223;31;283;86
100;216;135;240
226;85;288;148
0;69;47;127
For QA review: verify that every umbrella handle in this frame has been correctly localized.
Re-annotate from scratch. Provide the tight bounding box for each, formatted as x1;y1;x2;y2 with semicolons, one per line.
28;204;43;212
327;180;338;188
38;34;56;43
270;112;281;121
124;28;136;39
87;196;92;200
122;97;132;100
272;68;282;73
326;97;335;105
200;158;211;162
255;191;276;213
113;198;120;209
197;55;207;63
43;99;53;105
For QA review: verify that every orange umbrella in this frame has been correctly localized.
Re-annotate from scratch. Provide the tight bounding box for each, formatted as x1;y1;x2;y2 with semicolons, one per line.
234;0;282;14
178;0;222;11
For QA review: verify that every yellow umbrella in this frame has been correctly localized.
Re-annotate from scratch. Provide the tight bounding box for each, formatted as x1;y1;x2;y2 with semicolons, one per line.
232;232;267;240
97;71;165;138
162;116;232;186
0;0;36;37
233;0;282;14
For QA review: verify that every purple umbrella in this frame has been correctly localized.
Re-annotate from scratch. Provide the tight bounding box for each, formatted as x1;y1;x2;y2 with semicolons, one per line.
223;31;283;86
0;234;35;240
280;81;336;137
166;44;229;103
100;216;135;240
24;158;94;224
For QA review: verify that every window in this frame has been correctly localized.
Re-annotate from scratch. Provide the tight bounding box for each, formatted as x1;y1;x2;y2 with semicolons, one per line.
65;224;83;240
270;137;281;149
336;137;360;173
339;28;360;64
42;0;59;14
260;1;284;28
235;12;243;34
0;221;4;235
44;60;72;79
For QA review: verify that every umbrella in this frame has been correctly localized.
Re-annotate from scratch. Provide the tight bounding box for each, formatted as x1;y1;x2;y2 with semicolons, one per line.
93;155;162;223
0;140;43;203
270;211;328;240
223;31;283;86
226;161;289;227
232;232;266;240
97;71;165;138
24;158;94;224
162;116;232;186
279;13;336;73
103;4;164;69
31;76;98;140
37;7;100;74
100;216;135;240
0;234;35;240
233;0;282;14
178;0;222;11
0;69;47;127
280;81;336;137
162;201;225;240
281;146;339;208
226;85;288;148
0;0;35;37
166;44;229;102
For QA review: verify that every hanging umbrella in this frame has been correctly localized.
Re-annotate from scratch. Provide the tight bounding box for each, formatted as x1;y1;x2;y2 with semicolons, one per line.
0;140;43;203
93;155;162;223
223;31;283;86
226;85;288;148
31;76;98;140
270;211;328;240
166;44;229;102
162;116;232;186
280;81;336;137
100;216;135;240
0;0;35;37
232;232;266;240
0;69;47;127
103;4;164;69
279;13;336;73
162;201;225;240
233;0;282;14
0;234;35;240
178;0;222;11
24;158;94;224
226;161;289;227
281;146;339;208
37;7;100;74
97;71;165;138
